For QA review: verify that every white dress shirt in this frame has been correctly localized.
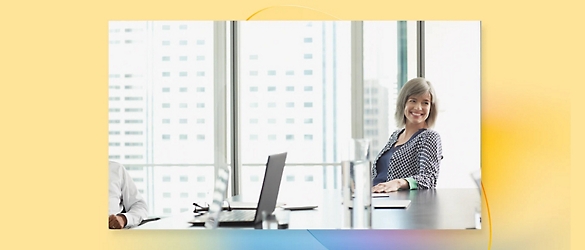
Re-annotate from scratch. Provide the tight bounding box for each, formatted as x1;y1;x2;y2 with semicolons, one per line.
109;161;148;228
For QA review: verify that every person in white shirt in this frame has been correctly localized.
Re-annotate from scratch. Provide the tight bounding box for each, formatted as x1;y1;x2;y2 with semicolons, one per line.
109;161;148;229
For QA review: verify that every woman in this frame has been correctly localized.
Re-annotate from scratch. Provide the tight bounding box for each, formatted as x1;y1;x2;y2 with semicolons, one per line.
371;77;443;193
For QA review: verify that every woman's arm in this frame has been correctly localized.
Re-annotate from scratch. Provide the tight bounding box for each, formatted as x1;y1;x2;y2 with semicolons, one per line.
411;131;442;189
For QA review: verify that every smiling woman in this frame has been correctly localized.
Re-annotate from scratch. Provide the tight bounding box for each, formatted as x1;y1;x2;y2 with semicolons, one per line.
371;78;443;193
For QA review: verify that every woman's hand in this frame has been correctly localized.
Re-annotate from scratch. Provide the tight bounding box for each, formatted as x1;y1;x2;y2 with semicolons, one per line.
372;179;407;193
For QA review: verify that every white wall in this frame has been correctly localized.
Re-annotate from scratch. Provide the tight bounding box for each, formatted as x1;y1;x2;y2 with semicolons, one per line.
424;21;481;188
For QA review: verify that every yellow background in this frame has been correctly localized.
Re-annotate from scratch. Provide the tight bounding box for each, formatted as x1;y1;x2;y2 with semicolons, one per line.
0;0;582;249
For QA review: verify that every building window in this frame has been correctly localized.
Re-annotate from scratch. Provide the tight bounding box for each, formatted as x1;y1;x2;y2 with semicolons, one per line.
162;56;170;61
163;192;171;198
180;103;188;108
125;97;143;101
250;86;258;92
286;175;295;182
196;39;205;45
109;97;120;101
249;71;258;76
124;120;143;124
267;70;276;76
197;193;206;198
162;103;170;108
180;87;188;92
197;135;205;140
303;70;313;75
162;41;170;46
305;175;314;182
304;86;313;91
163;208;171;214
109;120;120;124
162;25;170;30
196;71;205;77
162;87;170;92
267;102;276;108
304;54;313;59
249;54;258;60
196;119;205;124
125;155;143;159
163;176;171;182
179;119;188;124
180;176;188;182
162;134;170;140
125;142;143;146
162;72;170;77
250;103;258;108
304;37;313;43
304;102;313;108
304;118;313;124
196;55;205;61
250;175;259;182
250;118;258;124
196;87;204;92
286;134;294;140
267;118;276;124
109;142;120;146
268;135;276;140
125;131;142;135
286;86;294;91
109;108;120;112
286;118;294;124
285;70;294;76
179;134;188;140
179;72;188;77
109;155;120;159
179;56;188;61
304;134;313;140
179;24;187;30
267;86;276;91
125;108;143;112
250;134;258;140
179;40;188;45
180;193;189;198
286;102;294;108
109;131;120;135
197;176;205;182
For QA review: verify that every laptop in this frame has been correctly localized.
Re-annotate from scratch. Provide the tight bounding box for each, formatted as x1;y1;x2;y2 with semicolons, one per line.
189;152;287;227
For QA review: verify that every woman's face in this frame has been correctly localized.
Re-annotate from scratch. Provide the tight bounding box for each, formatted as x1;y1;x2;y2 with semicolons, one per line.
404;92;432;127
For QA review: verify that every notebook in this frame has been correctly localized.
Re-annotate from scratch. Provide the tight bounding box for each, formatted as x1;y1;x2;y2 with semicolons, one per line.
189;152;288;227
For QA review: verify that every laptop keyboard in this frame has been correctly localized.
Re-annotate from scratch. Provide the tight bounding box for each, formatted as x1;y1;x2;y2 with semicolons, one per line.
218;210;256;222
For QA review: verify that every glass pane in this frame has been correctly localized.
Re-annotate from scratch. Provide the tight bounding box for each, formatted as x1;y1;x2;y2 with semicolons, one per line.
239;21;352;199
424;21;481;188
108;21;215;217
363;21;418;157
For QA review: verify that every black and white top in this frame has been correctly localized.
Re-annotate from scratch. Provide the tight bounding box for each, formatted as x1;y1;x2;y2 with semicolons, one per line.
371;129;443;189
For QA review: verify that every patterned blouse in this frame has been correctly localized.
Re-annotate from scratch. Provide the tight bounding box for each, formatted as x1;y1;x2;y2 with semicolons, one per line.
371;128;443;189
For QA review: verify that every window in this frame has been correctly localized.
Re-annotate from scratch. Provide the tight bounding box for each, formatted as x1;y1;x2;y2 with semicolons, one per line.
162;103;170;108
267;118;276;124
267;102;276;108
109;108;120;112
179;119;188;124
179;72;188;77
180;176;188;182
180;193;189;198
196;55;205;61
180;87;188;92
304;37;313;43
250;134;258;140
179;56;188;61
179;40;188;45
162;134;170;140
304;86;313;91
162;176;171;182
304;54;312;59
267;86;276;91
162;41;170;46
250;118;258;124
181;103;189;108
267;70;276;75
250;86;258;92
304;118;313;124
268;135;276;140
286;86;294;91
162;56;170;61
125;131;142;135
304;134;313;140
162;87;170;92
286;102;294;108
109;131;120;135
303;70;313;75
286;134;294;140
163;192;171;198
196;71;205;76
249;102;258;108
125;119;143;124
250;55;258;60
197;135;205;140
285;70;294;76
196;119;205;124
196;87;204;92
179;134;188;140
304;102;313;108
197;176;205;182
286;118;294;124
109;142;120;146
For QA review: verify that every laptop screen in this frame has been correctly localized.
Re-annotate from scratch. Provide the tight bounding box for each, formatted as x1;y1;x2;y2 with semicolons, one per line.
253;152;287;223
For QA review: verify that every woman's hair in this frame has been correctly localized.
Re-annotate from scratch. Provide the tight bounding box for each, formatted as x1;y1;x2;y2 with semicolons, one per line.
394;77;438;128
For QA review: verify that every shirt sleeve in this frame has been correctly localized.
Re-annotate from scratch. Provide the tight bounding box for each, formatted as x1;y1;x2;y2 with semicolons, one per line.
412;131;443;189
119;165;148;228
405;177;418;190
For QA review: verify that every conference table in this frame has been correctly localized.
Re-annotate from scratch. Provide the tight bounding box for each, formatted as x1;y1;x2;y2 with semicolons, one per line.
133;188;481;230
